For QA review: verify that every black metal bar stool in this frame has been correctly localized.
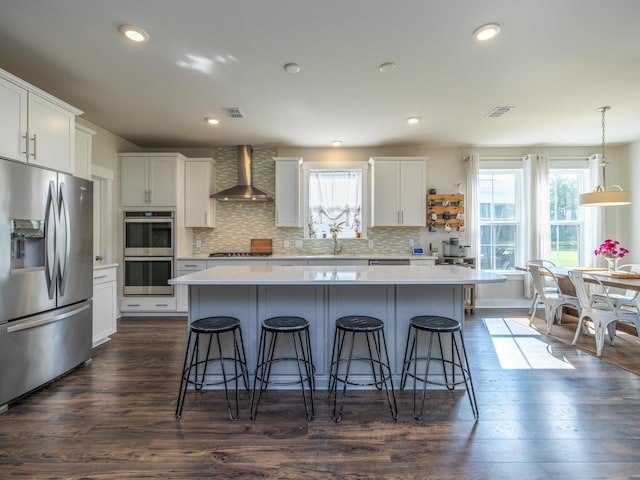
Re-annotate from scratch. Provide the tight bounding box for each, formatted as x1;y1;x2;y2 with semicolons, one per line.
250;316;315;420
400;315;478;421
176;316;249;421
329;315;398;422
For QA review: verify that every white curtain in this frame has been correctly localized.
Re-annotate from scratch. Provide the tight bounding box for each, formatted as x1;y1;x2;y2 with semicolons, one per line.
584;154;605;267
309;170;361;236
465;154;480;267
522;154;550;298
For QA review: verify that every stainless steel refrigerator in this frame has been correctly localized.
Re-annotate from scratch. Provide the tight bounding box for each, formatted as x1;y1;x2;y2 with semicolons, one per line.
0;158;93;408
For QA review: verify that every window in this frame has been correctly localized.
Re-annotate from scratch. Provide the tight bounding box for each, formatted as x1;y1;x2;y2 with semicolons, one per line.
307;169;362;238
479;169;522;271
548;165;590;267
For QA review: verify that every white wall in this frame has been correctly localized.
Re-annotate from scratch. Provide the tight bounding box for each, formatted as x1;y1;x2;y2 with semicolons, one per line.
76;118;140;265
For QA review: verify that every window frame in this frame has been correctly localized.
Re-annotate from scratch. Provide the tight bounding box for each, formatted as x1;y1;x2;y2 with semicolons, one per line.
302;161;369;239
548;159;591;267
478;161;523;272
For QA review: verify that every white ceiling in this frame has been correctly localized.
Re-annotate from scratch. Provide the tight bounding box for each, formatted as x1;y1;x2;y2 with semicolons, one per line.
1;0;640;149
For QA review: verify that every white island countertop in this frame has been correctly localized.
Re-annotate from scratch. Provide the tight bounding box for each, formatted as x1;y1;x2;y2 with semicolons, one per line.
169;264;505;286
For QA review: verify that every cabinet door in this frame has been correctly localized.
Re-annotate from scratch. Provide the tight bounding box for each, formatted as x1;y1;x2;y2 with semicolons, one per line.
184;160;215;227
148;156;176;206
93;268;117;347
74;125;95;180
120;156;149;206
370;160;400;226
275;159;301;227
28;92;75;173
0;76;28;163
399;160;426;226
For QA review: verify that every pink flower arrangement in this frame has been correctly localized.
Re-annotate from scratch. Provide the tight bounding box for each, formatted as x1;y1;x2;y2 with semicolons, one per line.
594;239;629;259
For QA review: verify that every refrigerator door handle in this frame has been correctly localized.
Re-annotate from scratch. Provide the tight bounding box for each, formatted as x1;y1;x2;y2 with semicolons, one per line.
57;182;71;296
6;302;91;334
44;180;59;300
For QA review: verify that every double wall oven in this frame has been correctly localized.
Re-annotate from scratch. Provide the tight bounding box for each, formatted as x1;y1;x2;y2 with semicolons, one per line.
123;211;174;296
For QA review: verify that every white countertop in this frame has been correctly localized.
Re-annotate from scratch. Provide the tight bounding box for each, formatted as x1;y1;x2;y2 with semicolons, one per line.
169;264;505;286
177;254;438;261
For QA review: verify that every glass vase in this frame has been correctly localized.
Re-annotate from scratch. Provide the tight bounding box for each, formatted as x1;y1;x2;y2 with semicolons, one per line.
605;257;619;272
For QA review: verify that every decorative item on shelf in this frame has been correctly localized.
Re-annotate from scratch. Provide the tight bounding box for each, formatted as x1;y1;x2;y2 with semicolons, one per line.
579;106;631;207
352;207;361;238
330;221;344;255
426;193;465;233
594;239;629;272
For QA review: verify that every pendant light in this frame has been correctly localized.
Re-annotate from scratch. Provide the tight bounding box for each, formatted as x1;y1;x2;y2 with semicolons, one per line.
579;106;631;206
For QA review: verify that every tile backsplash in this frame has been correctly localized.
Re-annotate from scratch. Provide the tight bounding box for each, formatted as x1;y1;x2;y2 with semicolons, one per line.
191;147;427;256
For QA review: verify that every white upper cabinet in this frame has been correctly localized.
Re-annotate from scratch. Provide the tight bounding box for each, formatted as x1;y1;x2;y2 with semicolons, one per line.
120;153;184;207
74;124;96;180
274;157;302;227
369;157;427;227
0;68;81;174
184;158;216;227
0;75;27;162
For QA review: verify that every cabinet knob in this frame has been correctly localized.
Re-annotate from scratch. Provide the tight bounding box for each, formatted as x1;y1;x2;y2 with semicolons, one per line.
95;255;103;261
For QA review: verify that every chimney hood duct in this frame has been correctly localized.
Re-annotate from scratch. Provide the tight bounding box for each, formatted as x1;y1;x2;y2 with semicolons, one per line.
210;145;273;201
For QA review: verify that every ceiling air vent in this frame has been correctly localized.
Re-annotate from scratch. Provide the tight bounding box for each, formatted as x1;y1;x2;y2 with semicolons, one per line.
485;106;514;118
223;107;245;119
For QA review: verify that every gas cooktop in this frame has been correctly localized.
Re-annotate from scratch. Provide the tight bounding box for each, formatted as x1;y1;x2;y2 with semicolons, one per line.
209;252;273;257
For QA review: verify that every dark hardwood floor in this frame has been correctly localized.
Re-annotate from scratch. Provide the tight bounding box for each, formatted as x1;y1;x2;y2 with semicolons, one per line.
2;309;640;479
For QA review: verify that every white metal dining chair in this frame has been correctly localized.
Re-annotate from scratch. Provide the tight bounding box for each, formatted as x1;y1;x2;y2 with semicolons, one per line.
568;270;640;356
528;264;581;333
591;263;640;310
527;259;558;316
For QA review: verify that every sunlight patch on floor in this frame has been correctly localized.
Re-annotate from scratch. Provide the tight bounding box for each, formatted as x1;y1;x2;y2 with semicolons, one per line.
483;317;575;370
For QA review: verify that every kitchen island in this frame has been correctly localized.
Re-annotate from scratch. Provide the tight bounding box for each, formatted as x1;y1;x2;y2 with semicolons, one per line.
169;264;505;388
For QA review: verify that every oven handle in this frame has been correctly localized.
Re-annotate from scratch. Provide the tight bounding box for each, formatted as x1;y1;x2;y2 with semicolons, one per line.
124;218;174;224
124;257;174;262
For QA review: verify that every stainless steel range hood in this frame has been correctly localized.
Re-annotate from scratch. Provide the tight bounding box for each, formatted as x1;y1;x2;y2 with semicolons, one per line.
210;145;273;201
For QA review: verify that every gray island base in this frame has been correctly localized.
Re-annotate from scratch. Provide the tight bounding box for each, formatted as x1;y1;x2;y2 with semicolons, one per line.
169;264;505;389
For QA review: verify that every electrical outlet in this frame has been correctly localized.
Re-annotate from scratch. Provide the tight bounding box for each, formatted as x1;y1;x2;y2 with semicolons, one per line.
295;240;303;248
195;240;202;248
409;239;414;247
284;240;290;249
368;239;374;249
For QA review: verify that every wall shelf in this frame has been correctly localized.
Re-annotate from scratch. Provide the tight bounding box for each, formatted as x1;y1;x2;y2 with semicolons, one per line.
427;193;464;232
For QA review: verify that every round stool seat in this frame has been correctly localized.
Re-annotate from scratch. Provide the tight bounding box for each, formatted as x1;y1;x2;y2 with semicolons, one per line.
262;316;309;332
250;316;315;420
410;315;460;333
336;315;384;332
191;316;240;334
401;315;477;421
176;316;249;422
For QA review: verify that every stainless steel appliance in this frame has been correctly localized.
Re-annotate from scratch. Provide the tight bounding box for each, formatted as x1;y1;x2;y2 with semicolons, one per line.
123;210;175;296
0;158;93;408
124;211;173;256
123;256;174;295
442;237;470;257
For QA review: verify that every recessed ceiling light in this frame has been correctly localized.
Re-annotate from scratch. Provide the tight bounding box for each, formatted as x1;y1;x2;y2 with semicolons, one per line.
205;117;221;125
331;140;343;147
378;62;396;73
407;117;421;125
473;23;501;41
284;63;301;73
119;24;149;43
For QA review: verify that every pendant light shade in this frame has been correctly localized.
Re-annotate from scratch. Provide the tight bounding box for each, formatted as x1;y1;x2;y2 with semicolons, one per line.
579;106;631;207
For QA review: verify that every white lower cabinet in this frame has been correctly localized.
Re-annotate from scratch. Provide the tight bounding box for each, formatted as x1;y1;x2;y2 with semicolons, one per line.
93;265;118;347
175;260;208;312
121;296;177;313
